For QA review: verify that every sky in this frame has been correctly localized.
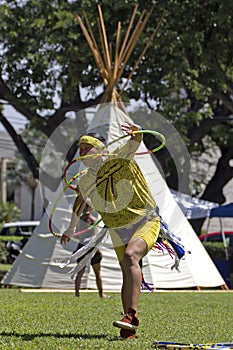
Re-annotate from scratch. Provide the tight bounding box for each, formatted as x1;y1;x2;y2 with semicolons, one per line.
1;104;28;131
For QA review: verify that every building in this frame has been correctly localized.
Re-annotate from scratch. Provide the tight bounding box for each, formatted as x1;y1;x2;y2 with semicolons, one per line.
0;131;43;220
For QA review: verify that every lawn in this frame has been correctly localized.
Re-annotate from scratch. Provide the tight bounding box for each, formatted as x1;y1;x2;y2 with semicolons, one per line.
0;289;232;349
0;263;11;272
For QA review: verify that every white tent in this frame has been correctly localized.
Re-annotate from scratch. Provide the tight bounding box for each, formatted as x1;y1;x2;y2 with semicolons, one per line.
171;190;219;219
2;104;226;290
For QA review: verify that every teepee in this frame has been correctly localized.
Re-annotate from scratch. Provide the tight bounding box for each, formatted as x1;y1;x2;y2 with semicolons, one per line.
2;5;227;290
2;104;226;290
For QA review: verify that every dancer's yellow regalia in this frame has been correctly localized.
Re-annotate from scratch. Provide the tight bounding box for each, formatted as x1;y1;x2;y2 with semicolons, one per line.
77;132;160;262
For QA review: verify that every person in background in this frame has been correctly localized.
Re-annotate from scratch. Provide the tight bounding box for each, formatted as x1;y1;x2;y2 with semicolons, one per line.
73;208;108;298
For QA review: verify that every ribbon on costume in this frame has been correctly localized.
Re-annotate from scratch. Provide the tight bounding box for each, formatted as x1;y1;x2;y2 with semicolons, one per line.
155;214;190;271
57;226;108;279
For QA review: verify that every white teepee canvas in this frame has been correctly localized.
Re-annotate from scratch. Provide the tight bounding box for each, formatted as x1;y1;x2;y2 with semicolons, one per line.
2;104;226;290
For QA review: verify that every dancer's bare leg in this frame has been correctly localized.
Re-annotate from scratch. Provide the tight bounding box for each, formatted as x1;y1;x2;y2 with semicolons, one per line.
120;238;147;312
74;266;85;297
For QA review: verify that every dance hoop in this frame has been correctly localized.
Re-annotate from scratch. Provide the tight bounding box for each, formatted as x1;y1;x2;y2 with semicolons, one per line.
105;129;166;155
50;129;166;238
49;180;71;238
64;129;166;189
49;183;103;238
63;152;115;190
50;151;110;237
72;217;103;237
49;212;102;238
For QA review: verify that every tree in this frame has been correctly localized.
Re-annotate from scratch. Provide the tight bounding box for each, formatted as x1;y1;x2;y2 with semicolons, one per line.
0;0;232;233
147;0;233;232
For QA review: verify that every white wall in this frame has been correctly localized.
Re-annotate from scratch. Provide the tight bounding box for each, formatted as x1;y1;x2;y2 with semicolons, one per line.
15;184;44;221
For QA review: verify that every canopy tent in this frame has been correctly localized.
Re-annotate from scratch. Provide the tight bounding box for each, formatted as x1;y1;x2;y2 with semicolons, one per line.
171;190;233;220
203;203;233;260
171;193;233;260
2;104;226;290
210;203;233;218
171;190;219;219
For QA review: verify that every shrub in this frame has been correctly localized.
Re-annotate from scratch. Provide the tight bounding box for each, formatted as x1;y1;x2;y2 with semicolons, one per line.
0;202;21;230
202;241;229;260
0;240;7;263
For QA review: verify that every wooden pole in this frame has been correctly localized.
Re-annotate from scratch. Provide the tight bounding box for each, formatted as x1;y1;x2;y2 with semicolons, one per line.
77;14;108;81
97;5;112;75
77;5;158;104
119;16;163;95
118;4;139;64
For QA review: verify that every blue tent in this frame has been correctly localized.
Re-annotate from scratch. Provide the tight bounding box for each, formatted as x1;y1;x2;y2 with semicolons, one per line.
210;203;233;218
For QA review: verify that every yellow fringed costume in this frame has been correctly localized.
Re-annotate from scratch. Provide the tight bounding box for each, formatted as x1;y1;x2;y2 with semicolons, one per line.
77;135;160;261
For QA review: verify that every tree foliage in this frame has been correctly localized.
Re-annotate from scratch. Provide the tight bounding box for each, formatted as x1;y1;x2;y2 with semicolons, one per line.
0;0;232;231
0;202;21;228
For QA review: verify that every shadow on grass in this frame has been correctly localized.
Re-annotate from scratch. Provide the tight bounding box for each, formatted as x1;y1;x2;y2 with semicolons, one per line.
0;331;108;341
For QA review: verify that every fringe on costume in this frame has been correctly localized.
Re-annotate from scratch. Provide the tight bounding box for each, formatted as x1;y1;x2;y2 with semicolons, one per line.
57;210;190;292
154;215;190;272
57;226;108;279
141;273;154;293
141;214;190;292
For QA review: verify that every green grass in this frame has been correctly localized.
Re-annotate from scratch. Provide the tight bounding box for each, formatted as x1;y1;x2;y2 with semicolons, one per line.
0;290;232;349
0;264;11;272
0;235;25;242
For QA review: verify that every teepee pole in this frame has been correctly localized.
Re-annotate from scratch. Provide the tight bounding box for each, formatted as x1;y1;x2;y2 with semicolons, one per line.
119;16;163;95
118;4;139;64
97;5;112;75
120;9;147;63
82;11;106;70
124;8;153;61
115;8;154;84
77;5;160;105
113;21;121;81
77;14;108;82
